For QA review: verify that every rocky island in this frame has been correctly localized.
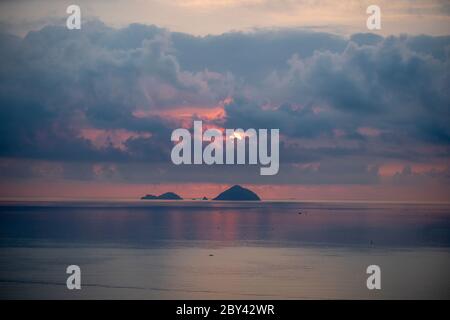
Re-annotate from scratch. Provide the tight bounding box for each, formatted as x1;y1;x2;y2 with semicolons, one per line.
140;185;260;201
141;192;182;200
213;185;261;201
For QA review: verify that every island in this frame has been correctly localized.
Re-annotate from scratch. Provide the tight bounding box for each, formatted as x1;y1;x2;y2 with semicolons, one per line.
190;196;208;200
212;185;261;201
140;186;260;201
141;192;182;200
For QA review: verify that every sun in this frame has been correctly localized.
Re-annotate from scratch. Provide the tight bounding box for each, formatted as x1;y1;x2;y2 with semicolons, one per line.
231;132;243;140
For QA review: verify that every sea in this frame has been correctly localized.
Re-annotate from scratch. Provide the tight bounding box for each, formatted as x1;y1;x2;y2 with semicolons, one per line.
0;200;449;299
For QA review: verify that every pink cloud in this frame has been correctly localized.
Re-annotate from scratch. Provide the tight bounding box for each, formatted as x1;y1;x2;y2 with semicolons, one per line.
80;128;152;150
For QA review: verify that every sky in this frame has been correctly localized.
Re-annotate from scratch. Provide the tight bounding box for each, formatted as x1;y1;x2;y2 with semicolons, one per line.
1;0;450;36
0;0;449;201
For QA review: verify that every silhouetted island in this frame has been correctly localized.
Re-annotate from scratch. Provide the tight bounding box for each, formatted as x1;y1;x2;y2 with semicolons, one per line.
213;185;261;201
141;192;182;200
140;186;260;201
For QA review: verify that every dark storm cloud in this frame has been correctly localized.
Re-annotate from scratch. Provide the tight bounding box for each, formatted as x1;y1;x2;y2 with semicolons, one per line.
171;29;347;81
0;21;233;162
0;20;449;185
225;35;450;147
222;98;336;139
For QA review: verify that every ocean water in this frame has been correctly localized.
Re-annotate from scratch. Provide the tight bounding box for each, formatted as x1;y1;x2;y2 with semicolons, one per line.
0;201;449;299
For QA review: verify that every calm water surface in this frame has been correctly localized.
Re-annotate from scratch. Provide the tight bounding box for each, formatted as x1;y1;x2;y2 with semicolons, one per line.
0;201;449;299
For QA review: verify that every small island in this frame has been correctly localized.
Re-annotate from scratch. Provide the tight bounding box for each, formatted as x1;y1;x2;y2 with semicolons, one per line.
140;185;261;201
213;185;260;201
141;192;182;200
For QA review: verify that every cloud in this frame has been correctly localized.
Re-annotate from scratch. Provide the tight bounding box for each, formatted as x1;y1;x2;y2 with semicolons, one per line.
0;21;233;162
3;0;450;36
226;34;450;151
0;21;449;188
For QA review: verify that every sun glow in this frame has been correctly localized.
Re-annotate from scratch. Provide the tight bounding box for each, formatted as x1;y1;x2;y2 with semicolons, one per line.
232;132;243;140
